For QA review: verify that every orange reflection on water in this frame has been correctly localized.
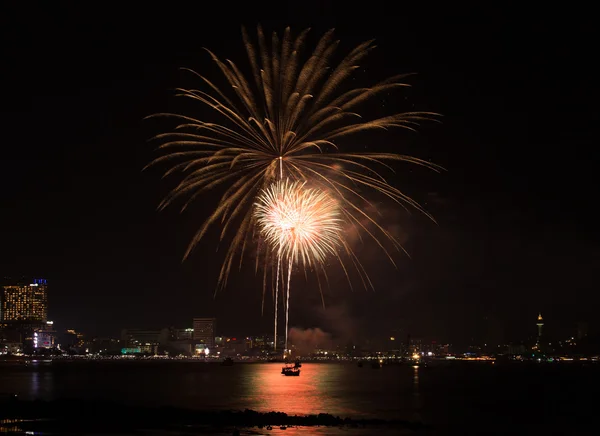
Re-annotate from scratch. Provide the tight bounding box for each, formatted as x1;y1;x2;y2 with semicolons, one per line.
238;363;355;417
412;365;420;387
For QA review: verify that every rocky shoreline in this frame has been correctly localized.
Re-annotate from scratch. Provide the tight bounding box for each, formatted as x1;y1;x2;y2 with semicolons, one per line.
1;397;428;433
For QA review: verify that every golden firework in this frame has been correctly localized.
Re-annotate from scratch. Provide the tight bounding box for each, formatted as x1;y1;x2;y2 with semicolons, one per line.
254;179;342;268
146;26;443;292
254;179;343;351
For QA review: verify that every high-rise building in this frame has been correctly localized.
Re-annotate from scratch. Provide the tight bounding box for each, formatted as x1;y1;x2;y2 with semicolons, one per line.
193;318;216;348
34;321;56;349
63;329;85;347
1;279;48;322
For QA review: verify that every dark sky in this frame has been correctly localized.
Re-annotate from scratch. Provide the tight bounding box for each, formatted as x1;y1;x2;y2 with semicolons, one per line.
1;2;598;344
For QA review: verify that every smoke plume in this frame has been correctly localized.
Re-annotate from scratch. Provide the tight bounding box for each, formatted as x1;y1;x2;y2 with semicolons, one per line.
289;327;331;355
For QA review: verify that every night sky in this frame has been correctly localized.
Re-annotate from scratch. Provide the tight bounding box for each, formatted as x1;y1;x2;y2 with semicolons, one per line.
1;3;597;344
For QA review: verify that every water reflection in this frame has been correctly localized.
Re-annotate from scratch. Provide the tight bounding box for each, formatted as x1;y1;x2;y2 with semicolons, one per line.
0;419;23;434
230;363;421;421
30;366;54;400
411;365;423;422
1;362;414;422
238;363;335;416
412;365;420;388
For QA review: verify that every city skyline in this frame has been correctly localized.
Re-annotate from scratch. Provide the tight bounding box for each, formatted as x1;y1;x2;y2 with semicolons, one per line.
0;276;587;349
0;272;593;345
1;3;598;340
0;269;594;357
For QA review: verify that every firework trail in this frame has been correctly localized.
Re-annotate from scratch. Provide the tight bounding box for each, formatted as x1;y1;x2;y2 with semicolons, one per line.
254;179;343;350
274;246;280;350
285;255;292;352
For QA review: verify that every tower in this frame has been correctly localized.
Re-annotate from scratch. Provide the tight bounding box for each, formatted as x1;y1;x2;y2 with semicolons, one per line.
536;313;544;338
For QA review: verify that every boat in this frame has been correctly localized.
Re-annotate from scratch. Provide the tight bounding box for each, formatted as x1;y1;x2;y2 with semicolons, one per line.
281;366;300;376
294;359;302;368
281;364;300;376
222;357;234;366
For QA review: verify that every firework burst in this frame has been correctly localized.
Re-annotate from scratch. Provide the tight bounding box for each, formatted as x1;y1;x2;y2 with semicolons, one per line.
254;179;342;268
254;179;342;352
146;25;443;297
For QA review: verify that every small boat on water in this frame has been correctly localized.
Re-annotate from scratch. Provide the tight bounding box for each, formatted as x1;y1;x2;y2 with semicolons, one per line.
281;364;300;376
294;359;301;368
222;357;234;366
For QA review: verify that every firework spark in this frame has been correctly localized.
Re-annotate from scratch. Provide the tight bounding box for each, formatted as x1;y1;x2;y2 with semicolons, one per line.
254;179;342;351
146;25;443;297
254;179;342;268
